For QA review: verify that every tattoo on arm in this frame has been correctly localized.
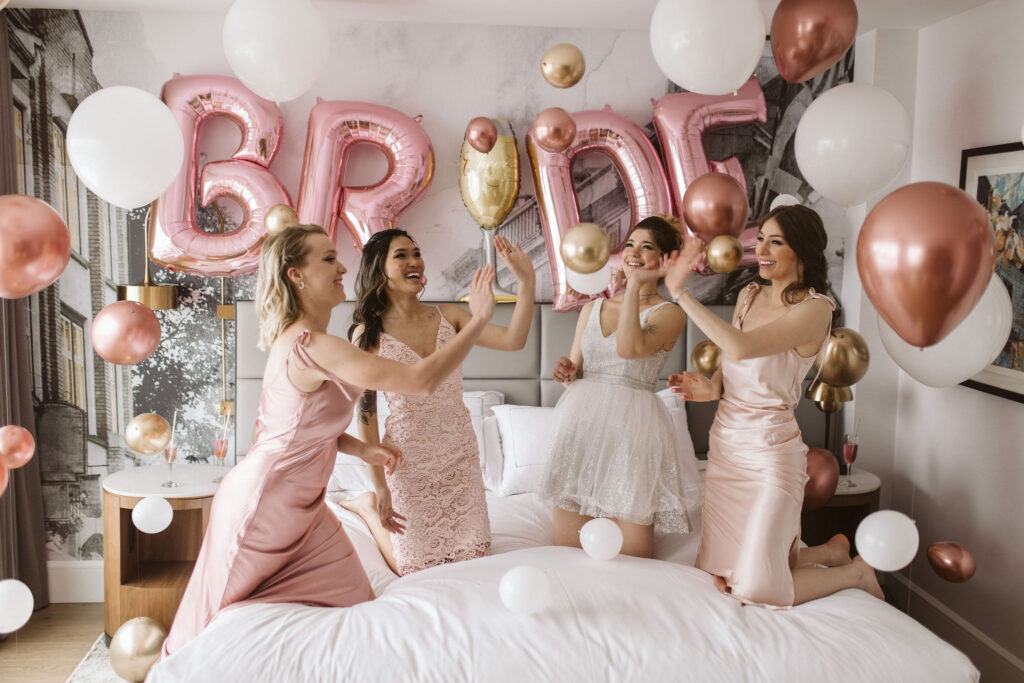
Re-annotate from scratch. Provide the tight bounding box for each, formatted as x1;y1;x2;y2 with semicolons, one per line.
358;390;377;425
642;324;657;336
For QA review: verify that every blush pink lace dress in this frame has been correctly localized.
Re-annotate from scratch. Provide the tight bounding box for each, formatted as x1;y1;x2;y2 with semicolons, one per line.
378;310;491;575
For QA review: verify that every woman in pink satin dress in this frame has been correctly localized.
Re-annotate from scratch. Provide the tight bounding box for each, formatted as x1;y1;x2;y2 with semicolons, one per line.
340;228;535;575
664;205;883;608
162;225;496;656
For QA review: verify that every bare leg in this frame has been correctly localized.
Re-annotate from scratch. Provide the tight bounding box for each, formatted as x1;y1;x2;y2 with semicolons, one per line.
553;506;591;548
797;534;852;568
614;519;654;559
338;492;399;575
792;555;884;605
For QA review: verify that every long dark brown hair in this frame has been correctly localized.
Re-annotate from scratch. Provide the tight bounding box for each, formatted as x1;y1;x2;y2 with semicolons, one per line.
759;204;840;319
628;214;684;254
348;228;415;350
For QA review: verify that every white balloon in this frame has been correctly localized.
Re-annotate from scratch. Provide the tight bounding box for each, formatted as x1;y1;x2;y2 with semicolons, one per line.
132;496;173;535
770;194;801;211
499;566;551;616
566;263;612;296
879;274;1012;388
0;579;34;633
794;83;911;206
66;86;184;210
223;0;329;102
579;518;624;561
649;0;765;96
855;510;919;572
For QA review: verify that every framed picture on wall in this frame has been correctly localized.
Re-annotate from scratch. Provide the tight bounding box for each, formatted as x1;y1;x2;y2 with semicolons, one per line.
959;142;1024;403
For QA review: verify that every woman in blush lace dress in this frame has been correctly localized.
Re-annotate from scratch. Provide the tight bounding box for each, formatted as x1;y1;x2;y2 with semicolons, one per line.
664;205;883;608
161;224;496;657
341;229;535;575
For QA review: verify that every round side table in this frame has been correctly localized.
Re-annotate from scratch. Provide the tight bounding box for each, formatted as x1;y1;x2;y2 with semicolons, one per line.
801;468;882;557
101;464;222;637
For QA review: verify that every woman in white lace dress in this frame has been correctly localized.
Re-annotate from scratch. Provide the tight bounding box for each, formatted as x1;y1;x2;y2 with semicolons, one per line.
541;216;702;558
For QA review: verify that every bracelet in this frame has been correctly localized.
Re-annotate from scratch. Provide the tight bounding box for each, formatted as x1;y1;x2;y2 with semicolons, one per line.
672;289;689;302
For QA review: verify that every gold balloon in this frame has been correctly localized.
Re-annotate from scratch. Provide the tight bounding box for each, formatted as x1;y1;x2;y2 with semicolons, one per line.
125;413;171;456
691;339;721;377
540;43;586;89
561;223;611;274
109;617;167;682
706;234;744;273
813;327;871;388
265;204;299;234
459;134;520;229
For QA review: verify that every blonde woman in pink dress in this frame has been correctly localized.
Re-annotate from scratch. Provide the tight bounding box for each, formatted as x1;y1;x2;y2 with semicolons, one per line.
664;205;883;608
161;225;496;657
341;228;535;575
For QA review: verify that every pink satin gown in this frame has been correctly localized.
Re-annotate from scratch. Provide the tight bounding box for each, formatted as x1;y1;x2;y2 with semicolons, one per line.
696;283;835;608
163;331;373;656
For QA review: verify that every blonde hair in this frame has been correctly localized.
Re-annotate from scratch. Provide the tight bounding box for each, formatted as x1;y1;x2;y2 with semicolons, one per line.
255;223;328;350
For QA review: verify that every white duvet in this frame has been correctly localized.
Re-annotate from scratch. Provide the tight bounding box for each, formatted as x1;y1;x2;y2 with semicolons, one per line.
150;493;978;682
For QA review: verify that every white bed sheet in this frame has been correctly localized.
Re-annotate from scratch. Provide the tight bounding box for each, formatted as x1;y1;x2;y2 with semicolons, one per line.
150;492;979;683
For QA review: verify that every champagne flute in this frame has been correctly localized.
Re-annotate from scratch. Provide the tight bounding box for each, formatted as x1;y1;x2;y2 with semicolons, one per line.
842;434;858;488
212;437;228;483
161;442;180;488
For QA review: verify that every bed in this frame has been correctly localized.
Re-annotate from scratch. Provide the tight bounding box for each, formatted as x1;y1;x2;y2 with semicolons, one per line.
147;302;979;682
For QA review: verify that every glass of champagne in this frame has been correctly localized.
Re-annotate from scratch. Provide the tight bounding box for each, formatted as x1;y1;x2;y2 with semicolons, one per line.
842;434;859;488
161;441;180;488
212;437;228;483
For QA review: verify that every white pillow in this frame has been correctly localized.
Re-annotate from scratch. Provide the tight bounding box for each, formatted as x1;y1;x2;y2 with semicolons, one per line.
491;404;558;496
480;415;503;492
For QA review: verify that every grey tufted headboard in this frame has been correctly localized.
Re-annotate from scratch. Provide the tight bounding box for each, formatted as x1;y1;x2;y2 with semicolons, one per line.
235;301;833;458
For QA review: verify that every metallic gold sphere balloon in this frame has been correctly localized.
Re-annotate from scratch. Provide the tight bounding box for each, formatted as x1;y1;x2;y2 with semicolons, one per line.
691;340;721;377
560;223;611;274
264;204;300;235
0;425;35;469
705;235;744;273
927;542;976;583
109;617;167;682
540;43;586;89
814;328;870;388
125;413;171;456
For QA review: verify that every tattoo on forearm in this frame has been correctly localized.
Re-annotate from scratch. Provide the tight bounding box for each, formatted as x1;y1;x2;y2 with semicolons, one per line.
358;390;377;425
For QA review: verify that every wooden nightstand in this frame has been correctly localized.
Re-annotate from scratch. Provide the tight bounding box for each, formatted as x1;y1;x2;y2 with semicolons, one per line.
101;464;221;637
801;470;881;557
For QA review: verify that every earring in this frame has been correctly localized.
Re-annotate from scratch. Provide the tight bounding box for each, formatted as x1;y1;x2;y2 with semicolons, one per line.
299;281;305;290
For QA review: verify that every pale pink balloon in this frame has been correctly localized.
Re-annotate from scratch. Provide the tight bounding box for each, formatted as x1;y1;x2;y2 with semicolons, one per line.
0;195;71;299
0;464;7;497
466;116;498;154
297;100;435;250
527;106;673;312
532;107;577;154
0;426;34;469
91;301;162;366
150;74;291;277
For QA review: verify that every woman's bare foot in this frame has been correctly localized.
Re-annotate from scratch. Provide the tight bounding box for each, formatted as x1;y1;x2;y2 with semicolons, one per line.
852;556;884;600
338;491;379;523
826;534;852;567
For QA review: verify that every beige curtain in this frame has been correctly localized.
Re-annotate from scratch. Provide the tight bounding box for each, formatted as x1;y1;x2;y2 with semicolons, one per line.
0;11;50;610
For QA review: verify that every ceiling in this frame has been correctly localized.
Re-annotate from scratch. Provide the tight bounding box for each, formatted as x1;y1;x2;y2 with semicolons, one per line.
5;0;991;33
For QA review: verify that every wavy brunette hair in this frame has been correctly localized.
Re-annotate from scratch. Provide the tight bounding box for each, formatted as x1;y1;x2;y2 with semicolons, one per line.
348;228;415;350
254;223;328;350
759;204;840;319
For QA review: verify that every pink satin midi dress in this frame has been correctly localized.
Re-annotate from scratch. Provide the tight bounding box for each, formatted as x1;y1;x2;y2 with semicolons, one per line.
163;330;374;656
696;283;835;608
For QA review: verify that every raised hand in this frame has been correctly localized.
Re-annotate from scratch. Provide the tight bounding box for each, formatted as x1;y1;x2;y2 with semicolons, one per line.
494;235;534;284
662;237;705;299
553;356;578;384
468;265;496;323
362;443;402;475
375;486;407;535
667;372;717;402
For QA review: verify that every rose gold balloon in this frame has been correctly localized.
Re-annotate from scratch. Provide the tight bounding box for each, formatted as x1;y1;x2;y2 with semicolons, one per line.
0;464;7;497
0;195;71;299
927;542;976;583
691;340;721;378
560;223;611;274
705;234;744;273
803;446;839;510
264;204;299;234
770;0;858;84
814;328;870;388
125;413;172;456
532;107;577;154
681;172;749;242
91;301;162;366
465;117;498;154
0;426;35;469
540;43;586;89
857;182;995;348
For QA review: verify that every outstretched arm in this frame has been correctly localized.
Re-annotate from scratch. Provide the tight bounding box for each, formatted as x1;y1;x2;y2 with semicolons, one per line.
616;276;685;359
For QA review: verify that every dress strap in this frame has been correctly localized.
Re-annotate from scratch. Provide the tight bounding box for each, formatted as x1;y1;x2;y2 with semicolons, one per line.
734;282;761;328
801;289;837;383
289;330;360;392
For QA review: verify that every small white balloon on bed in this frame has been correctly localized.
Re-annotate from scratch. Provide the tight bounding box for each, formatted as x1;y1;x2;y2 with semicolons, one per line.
132;495;173;534
499;566;551;616
855;510;919;572
579;518;623;561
